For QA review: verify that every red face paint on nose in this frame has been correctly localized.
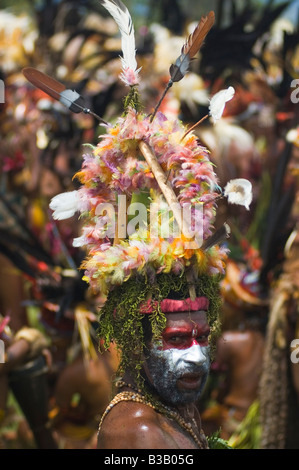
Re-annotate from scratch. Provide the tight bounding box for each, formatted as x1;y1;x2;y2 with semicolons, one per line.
189;327;200;347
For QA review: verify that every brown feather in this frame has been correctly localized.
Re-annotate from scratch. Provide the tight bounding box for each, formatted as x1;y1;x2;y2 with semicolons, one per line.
151;11;215;119
23;67;109;125
182;11;215;59
22;67;66;101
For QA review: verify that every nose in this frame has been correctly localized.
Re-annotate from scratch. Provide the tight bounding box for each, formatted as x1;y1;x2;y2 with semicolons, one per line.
183;344;209;367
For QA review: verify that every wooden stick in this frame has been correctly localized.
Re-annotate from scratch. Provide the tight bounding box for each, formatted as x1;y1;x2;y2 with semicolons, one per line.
113;194;130;245
138;140;199;299
138;141;189;236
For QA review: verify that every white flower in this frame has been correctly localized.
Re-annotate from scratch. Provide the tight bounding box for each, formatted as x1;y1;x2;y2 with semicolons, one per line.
49;190;80;220
209;86;235;123
224;178;252;210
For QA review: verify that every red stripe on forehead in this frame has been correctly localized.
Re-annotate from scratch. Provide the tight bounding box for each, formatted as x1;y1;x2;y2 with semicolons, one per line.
140;297;209;314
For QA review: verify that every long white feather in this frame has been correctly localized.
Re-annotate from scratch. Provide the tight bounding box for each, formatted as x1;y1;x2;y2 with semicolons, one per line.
99;0;137;72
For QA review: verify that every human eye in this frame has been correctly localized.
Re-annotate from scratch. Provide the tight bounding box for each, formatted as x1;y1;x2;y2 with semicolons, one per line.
196;332;210;345
166;333;190;347
169;335;185;344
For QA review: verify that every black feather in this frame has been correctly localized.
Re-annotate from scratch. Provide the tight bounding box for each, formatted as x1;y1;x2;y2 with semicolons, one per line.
201;223;231;251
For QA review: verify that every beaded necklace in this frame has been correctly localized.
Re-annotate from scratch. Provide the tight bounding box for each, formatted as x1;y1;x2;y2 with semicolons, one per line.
98;380;208;449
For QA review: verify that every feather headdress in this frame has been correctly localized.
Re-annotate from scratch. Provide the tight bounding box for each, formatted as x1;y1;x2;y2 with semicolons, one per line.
16;1;254;309
31;3;255;394
45;3;253;298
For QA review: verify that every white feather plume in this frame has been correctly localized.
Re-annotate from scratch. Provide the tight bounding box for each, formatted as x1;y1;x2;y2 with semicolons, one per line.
99;0;137;73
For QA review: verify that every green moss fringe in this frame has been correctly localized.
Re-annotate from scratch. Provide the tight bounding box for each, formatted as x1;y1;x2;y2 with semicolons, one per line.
123;85;142;113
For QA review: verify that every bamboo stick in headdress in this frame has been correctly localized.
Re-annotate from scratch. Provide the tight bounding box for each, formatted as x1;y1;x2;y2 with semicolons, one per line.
138;140;200;299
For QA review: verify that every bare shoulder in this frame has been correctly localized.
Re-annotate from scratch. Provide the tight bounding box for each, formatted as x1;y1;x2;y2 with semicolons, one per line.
97;400;177;449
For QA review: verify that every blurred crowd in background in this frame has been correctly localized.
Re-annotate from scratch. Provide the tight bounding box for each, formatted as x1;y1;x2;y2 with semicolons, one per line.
0;0;298;449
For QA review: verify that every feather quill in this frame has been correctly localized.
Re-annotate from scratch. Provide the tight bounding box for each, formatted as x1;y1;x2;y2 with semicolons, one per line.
201;223;230;251
170;11;215;83
23;67;65;100
182;12;215;60
99;0;139;84
151;11;215;120
169;11;215;82
22;67;108;124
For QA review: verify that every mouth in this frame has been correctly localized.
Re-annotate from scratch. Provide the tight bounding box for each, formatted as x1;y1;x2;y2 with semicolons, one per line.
177;372;204;391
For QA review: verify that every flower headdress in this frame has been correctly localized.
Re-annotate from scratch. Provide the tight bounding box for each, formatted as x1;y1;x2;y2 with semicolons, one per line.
25;1;252;383
48;1;252;293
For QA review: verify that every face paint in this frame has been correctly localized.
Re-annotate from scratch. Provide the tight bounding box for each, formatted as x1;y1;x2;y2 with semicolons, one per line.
161;322;210;350
144;311;210;405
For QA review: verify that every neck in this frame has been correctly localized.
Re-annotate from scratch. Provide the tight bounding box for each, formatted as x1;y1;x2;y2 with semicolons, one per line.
177;403;196;421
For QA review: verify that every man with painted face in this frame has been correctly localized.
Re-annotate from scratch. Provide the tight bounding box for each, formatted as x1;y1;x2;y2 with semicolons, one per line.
97;294;213;449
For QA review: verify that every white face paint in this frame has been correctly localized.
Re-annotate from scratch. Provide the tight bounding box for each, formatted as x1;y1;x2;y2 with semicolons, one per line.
168;343;210;369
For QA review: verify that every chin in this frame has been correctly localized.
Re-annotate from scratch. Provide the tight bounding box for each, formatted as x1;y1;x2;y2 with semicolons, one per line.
167;391;202;406
177;387;206;405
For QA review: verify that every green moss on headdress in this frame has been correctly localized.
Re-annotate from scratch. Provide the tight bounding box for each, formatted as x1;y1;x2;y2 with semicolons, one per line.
123;85;142;113
97;271;223;391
